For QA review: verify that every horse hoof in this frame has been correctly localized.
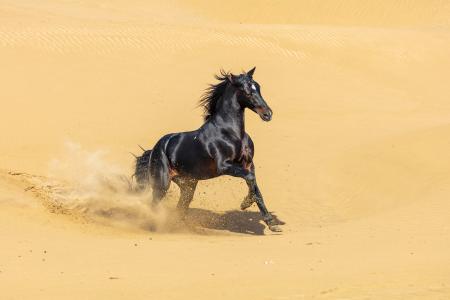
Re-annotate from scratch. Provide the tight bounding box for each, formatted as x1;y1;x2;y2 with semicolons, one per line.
268;225;282;232
240;196;254;210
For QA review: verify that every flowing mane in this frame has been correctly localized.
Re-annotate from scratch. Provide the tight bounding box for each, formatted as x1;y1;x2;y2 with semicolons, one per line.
199;70;230;121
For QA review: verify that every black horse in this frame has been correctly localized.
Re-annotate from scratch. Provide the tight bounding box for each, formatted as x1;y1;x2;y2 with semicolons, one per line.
134;67;282;232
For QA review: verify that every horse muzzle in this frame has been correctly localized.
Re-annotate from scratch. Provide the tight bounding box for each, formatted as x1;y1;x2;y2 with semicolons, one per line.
256;107;273;122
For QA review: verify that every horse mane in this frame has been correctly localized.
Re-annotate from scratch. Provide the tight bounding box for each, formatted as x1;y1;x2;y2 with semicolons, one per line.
199;70;230;121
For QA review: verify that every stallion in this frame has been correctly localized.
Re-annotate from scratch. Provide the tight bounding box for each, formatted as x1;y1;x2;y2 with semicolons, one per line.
134;67;282;232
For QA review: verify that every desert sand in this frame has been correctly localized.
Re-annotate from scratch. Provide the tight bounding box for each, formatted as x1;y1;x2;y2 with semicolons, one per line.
1;1;450;299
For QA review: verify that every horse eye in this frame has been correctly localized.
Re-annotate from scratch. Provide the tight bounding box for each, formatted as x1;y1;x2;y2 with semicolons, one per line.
251;84;256;91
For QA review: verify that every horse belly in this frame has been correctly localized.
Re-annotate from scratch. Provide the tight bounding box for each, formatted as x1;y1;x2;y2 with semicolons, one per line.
168;138;218;180
173;155;216;180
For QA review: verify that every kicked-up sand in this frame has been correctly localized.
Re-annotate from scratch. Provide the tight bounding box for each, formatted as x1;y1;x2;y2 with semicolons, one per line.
0;1;449;299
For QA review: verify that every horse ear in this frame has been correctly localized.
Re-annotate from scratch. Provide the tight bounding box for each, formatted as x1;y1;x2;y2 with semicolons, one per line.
247;66;256;77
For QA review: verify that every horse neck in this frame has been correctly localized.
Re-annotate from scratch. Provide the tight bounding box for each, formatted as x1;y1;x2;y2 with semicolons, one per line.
211;84;245;137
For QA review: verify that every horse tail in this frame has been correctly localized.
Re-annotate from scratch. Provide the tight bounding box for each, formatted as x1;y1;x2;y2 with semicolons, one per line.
133;148;153;191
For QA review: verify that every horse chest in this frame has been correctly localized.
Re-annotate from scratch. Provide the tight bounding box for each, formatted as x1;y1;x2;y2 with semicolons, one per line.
239;143;252;167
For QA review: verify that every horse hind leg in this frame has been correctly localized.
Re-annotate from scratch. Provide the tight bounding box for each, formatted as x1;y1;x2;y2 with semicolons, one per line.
149;149;171;207
173;177;198;215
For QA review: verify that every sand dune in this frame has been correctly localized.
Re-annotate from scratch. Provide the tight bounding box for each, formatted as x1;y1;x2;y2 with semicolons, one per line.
0;1;449;299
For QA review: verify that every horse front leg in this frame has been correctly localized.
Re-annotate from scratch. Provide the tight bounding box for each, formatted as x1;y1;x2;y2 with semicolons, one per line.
219;163;282;232
240;164;257;210
244;170;282;232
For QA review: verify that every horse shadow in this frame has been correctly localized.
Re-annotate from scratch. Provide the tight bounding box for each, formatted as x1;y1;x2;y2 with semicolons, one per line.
183;208;285;235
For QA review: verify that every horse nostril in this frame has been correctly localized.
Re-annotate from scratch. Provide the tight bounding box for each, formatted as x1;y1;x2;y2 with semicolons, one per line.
263;111;272;120
256;107;272;121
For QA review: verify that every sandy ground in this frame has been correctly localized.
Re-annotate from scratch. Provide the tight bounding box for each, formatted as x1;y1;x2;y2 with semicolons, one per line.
1;1;450;299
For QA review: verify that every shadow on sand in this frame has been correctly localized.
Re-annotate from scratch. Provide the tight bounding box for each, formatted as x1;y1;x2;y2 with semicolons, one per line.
184;208;285;235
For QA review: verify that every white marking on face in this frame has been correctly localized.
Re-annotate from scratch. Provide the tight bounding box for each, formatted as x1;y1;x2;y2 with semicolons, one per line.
251;84;256;91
